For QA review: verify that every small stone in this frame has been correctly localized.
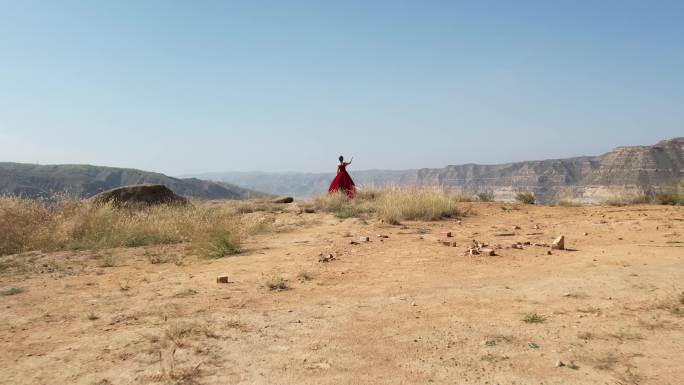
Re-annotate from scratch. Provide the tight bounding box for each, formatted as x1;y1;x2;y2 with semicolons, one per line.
555;360;565;368
349;240;359;245
318;254;335;263
547;250;553;255
480;248;495;256
494;232;515;237
551;235;565;250
359;236;370;242
410;301;417;306
583;232;588;236
216;275;229;284
377;234;389;238
440;231;452;237
513;225;521;230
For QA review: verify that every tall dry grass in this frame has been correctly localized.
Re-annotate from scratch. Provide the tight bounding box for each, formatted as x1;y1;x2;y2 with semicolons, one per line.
375;187;463;224
309;187;464;224
0;197;241;257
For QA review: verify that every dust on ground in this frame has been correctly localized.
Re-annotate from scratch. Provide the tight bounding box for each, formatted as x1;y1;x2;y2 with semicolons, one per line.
1;203;683;385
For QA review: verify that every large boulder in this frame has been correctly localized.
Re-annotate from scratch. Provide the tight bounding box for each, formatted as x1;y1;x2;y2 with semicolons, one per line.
90;184;188;207
271;196;294;204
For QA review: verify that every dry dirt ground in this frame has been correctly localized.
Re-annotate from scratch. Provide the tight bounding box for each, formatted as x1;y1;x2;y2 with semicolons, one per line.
1;203;683;385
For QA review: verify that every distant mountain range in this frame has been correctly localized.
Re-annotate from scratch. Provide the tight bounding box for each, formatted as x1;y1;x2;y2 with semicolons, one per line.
0;163;269;200
188;138;684;204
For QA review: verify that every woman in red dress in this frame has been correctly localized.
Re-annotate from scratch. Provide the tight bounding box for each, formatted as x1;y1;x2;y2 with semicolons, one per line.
328;155;355;198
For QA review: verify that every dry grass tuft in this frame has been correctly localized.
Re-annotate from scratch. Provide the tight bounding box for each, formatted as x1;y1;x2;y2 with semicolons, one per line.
297;271;313;281
476;192;494;202
0;287;23;296
522;312;546;323
603;193;650;206
264;276;289;291
653;290;684;317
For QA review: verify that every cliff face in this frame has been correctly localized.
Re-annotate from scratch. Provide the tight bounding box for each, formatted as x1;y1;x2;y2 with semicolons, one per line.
185;138;683;203
412;138;683;203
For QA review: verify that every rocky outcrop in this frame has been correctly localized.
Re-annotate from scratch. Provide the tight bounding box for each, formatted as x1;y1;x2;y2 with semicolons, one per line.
412;137;683;203
91;184;188;207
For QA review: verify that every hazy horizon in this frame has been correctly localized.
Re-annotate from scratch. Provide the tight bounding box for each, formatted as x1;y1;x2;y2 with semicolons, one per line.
2;1;682;176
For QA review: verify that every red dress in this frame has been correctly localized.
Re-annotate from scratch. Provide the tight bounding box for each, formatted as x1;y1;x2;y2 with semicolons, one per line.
328;163;355;198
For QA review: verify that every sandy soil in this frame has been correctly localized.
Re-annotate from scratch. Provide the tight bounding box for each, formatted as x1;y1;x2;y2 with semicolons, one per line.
1;203;683;385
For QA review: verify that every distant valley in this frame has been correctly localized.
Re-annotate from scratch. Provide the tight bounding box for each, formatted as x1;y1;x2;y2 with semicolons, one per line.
0;163;268;200
189;138;684;204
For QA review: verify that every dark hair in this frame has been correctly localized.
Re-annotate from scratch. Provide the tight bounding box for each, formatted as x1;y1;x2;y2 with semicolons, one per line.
338;155;344;162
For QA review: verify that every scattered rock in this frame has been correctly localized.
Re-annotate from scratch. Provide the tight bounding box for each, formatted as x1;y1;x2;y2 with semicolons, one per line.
555;360;565;368
528;342;539;349
303;207;316;213
272;196;294;204
441;240;457;247
349;240;359;245
377;234;389;239
511;242;523;249
494;232;516;237
513;225;521;230
551;235;565;250
318;254;336;263
440;231;452;237
216;275;229;284
547;250;553;255
583;232;589;236
465;240;495;256
359;236;370;242
91;184;188;208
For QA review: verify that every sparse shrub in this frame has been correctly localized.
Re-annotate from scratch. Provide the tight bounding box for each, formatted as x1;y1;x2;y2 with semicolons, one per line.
0;287;23;296
515;192;535;205
264;276;289;291
603;193;650;206
522;312;546;323
476;192;494;202
174;288;198;297
655;191;683;205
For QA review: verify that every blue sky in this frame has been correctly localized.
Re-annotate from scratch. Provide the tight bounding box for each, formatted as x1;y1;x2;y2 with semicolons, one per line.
1;0;682;175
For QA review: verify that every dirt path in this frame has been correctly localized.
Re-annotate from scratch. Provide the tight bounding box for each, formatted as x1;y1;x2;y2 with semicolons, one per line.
1;203;683;385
